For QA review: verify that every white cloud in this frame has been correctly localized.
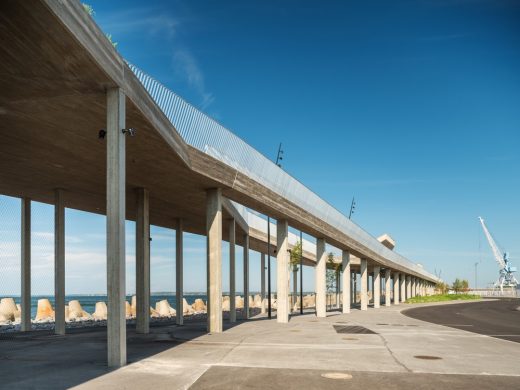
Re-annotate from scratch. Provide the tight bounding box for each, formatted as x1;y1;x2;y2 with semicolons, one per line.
173;50;215;109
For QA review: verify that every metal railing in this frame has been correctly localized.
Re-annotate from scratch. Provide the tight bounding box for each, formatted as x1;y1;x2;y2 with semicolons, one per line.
128;63;439;282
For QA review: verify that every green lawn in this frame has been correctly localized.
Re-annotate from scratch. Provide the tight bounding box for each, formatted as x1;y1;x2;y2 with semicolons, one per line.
405;293;481;304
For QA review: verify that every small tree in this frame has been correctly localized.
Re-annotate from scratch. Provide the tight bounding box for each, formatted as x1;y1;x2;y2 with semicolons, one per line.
436;281;449;294
461;279;469;293
82;3;118;48
452;278;463;294
290;241;302;272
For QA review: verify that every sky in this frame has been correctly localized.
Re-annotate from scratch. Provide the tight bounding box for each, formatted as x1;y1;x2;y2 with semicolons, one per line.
1;0;519;295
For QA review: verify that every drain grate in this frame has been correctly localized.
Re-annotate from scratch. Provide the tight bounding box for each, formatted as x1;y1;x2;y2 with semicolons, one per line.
342;337;358;341
333;325;376;334
414;355;442;360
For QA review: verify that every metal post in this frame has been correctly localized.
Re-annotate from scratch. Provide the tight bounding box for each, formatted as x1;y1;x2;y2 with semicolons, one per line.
267;216;271;319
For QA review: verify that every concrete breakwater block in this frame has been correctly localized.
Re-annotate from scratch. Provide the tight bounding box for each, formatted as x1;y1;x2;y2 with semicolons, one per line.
0;298;20;322
93;302;108;320
35;298;54;321
191;298;206;312
155;299;176;317
68;300;92;320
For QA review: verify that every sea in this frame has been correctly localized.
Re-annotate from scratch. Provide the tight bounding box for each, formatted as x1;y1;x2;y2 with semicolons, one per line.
5;292;284;318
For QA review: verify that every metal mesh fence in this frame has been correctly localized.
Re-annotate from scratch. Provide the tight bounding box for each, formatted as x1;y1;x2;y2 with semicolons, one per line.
128;63;439;283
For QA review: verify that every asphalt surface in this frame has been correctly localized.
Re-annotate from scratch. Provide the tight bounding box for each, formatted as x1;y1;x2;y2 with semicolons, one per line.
403;298;520;343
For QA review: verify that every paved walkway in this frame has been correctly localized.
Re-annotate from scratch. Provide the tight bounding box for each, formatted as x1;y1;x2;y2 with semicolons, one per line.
1;300;519;389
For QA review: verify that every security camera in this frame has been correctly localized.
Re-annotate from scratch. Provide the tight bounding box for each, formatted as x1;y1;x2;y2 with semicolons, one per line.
122;128;136;136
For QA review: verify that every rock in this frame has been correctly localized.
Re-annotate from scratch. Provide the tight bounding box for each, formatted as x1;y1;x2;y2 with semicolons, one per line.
0;298;18;321
253;294;262;308
183;298;194;315
192;298;206;312
235;296;244;309
131;296;137;317
125;301;133;318
303;294;315;308
35;298;54;321
222;299;230;311
150;307;160;318
156;300;175;317
93;302;108;320
0;313;10;323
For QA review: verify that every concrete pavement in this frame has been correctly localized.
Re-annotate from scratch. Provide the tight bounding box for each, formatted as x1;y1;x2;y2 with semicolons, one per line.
1;300;519;389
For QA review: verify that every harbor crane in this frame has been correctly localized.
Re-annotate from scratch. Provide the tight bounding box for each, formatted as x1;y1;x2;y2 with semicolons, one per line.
478;217;518;290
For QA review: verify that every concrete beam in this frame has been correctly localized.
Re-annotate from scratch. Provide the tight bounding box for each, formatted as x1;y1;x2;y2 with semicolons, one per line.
373;266;381;309
21;198;31;332
229;219;236;323
316;238;327;317
276;219;289;323
243;234;250;320
135;188;150;334
176;219;183;326
385;269;391;307
54;188;65;335
393;272;400;305
342;250;350;314
206;188;222;333
360;259;368;311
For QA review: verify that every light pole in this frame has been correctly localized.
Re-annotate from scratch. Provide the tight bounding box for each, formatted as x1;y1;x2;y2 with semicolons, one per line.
474;261;479;289
348;197;356;219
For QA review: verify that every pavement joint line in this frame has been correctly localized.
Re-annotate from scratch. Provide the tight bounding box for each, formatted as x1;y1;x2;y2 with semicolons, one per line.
208;363;520;377
174;339;385;350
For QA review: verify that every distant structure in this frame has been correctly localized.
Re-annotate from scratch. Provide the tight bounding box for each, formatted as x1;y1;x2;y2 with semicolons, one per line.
478;217;518;291
378;234;395;250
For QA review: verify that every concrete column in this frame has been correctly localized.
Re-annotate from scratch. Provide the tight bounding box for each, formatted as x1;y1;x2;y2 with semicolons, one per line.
176;219;183;325
341;250;350;314
360;259;368;310
373;266;381;309
384;269;391;307
412;278;416;297
393;272;400;305
276;219;289;323
400;273;406;303
106;87;126;367
292;266;298;312
243;234;250;320
54;188;65;335
335;271;340;309
206;188;223;333
406;275;412;299
21;198;31;332
260;252;266;314
135;188;150;334
315;238;327;317
229;219;236;323
352;272;357;304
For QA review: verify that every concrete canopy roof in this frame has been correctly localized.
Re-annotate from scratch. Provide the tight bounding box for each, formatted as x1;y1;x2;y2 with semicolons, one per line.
0;0;439;283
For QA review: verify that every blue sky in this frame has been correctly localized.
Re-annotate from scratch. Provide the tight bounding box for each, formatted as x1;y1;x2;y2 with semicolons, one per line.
1;0;519;295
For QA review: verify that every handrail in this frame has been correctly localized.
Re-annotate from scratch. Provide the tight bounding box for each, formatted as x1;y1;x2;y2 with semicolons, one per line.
127;62;440;283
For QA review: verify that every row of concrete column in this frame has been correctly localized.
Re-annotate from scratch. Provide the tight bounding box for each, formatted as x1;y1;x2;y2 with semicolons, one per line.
14;88;437;368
